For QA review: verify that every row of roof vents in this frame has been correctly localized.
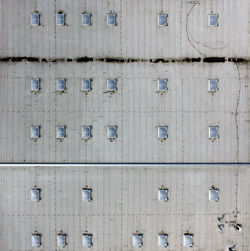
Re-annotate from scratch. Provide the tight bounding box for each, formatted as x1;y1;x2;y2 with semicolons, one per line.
33;232;236;249
31;232;237;249
31;12;219;27
30;126;220;140
32;233;93;248
31;187;219;203
30;187;220;248
31;232;195;248
31;79;219;93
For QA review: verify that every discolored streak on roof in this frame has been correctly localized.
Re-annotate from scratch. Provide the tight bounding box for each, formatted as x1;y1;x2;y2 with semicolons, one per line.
0;56;249;64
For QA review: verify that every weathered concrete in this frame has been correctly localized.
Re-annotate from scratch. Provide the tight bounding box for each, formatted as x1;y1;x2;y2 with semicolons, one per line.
0;0;250;250
0;0;249;58
0;61;249;163
0;165;249;250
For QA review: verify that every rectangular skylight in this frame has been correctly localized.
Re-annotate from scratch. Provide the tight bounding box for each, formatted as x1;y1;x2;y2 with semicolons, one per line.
57;79;66;92
133;234;143;247
31;188;40;202
82;126;92;139
208;79;218;92
208;126;219;140
32;234;41;247
158;14;168;26
183;233;193;247
82;234;92;247
158;189;168;202
82;79;91;92
107;13;117;26
209;188;219;202
31;13;40;26
158;79;168;92
82;188;92;202
107;126;117;139
57;234;66;247
31;79;40;92
56;13;65;26
31;126;40;139
158;234;168;247
82;13;91;26
208;14;218;26
158;126;168;139
56;126;66;139
107;79;117;92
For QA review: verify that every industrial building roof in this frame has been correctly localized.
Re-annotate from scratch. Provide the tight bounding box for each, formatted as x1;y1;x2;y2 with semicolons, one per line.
0;0;249;58
0;165;249;250
0;61;249;163
0;0;250;250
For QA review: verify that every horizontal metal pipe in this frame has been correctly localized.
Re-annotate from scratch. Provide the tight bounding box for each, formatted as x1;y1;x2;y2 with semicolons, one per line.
0;163;249;167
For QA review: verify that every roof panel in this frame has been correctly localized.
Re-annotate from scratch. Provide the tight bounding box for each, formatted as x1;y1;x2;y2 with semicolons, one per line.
0;165;250;250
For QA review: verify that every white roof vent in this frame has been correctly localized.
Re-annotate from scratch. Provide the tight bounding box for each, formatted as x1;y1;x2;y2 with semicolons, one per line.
132;233;143;247
208;13;218;26
82;234;93;247
158;79;168;92
82;188;92;202
57;234;66;247
158;234;168;247
107;79;117;92
208;126;219;140
209;187;219;202
82;79;92;92
158;14;168;26
31;126;40;139
107;13;117;26
31;188;40;202
82;13;91;26
183;233;193;247
158;188;168;202
208;79;219;92
158;126;168;140
107;126;117;140
56;126;66;139
57;79;66;92
32;234;41;247
31;13;40;26
56;13;65;26
31;79;40;92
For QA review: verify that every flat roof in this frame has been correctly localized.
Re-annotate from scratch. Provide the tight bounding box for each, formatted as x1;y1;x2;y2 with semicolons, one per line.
0;0;249;58
0;61;249;163
0;165;249;250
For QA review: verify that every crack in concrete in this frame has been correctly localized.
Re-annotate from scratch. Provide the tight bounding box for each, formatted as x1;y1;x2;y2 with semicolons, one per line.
234;62;242;220
185;1;228;53
185;1;206;57
234;62;241;163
